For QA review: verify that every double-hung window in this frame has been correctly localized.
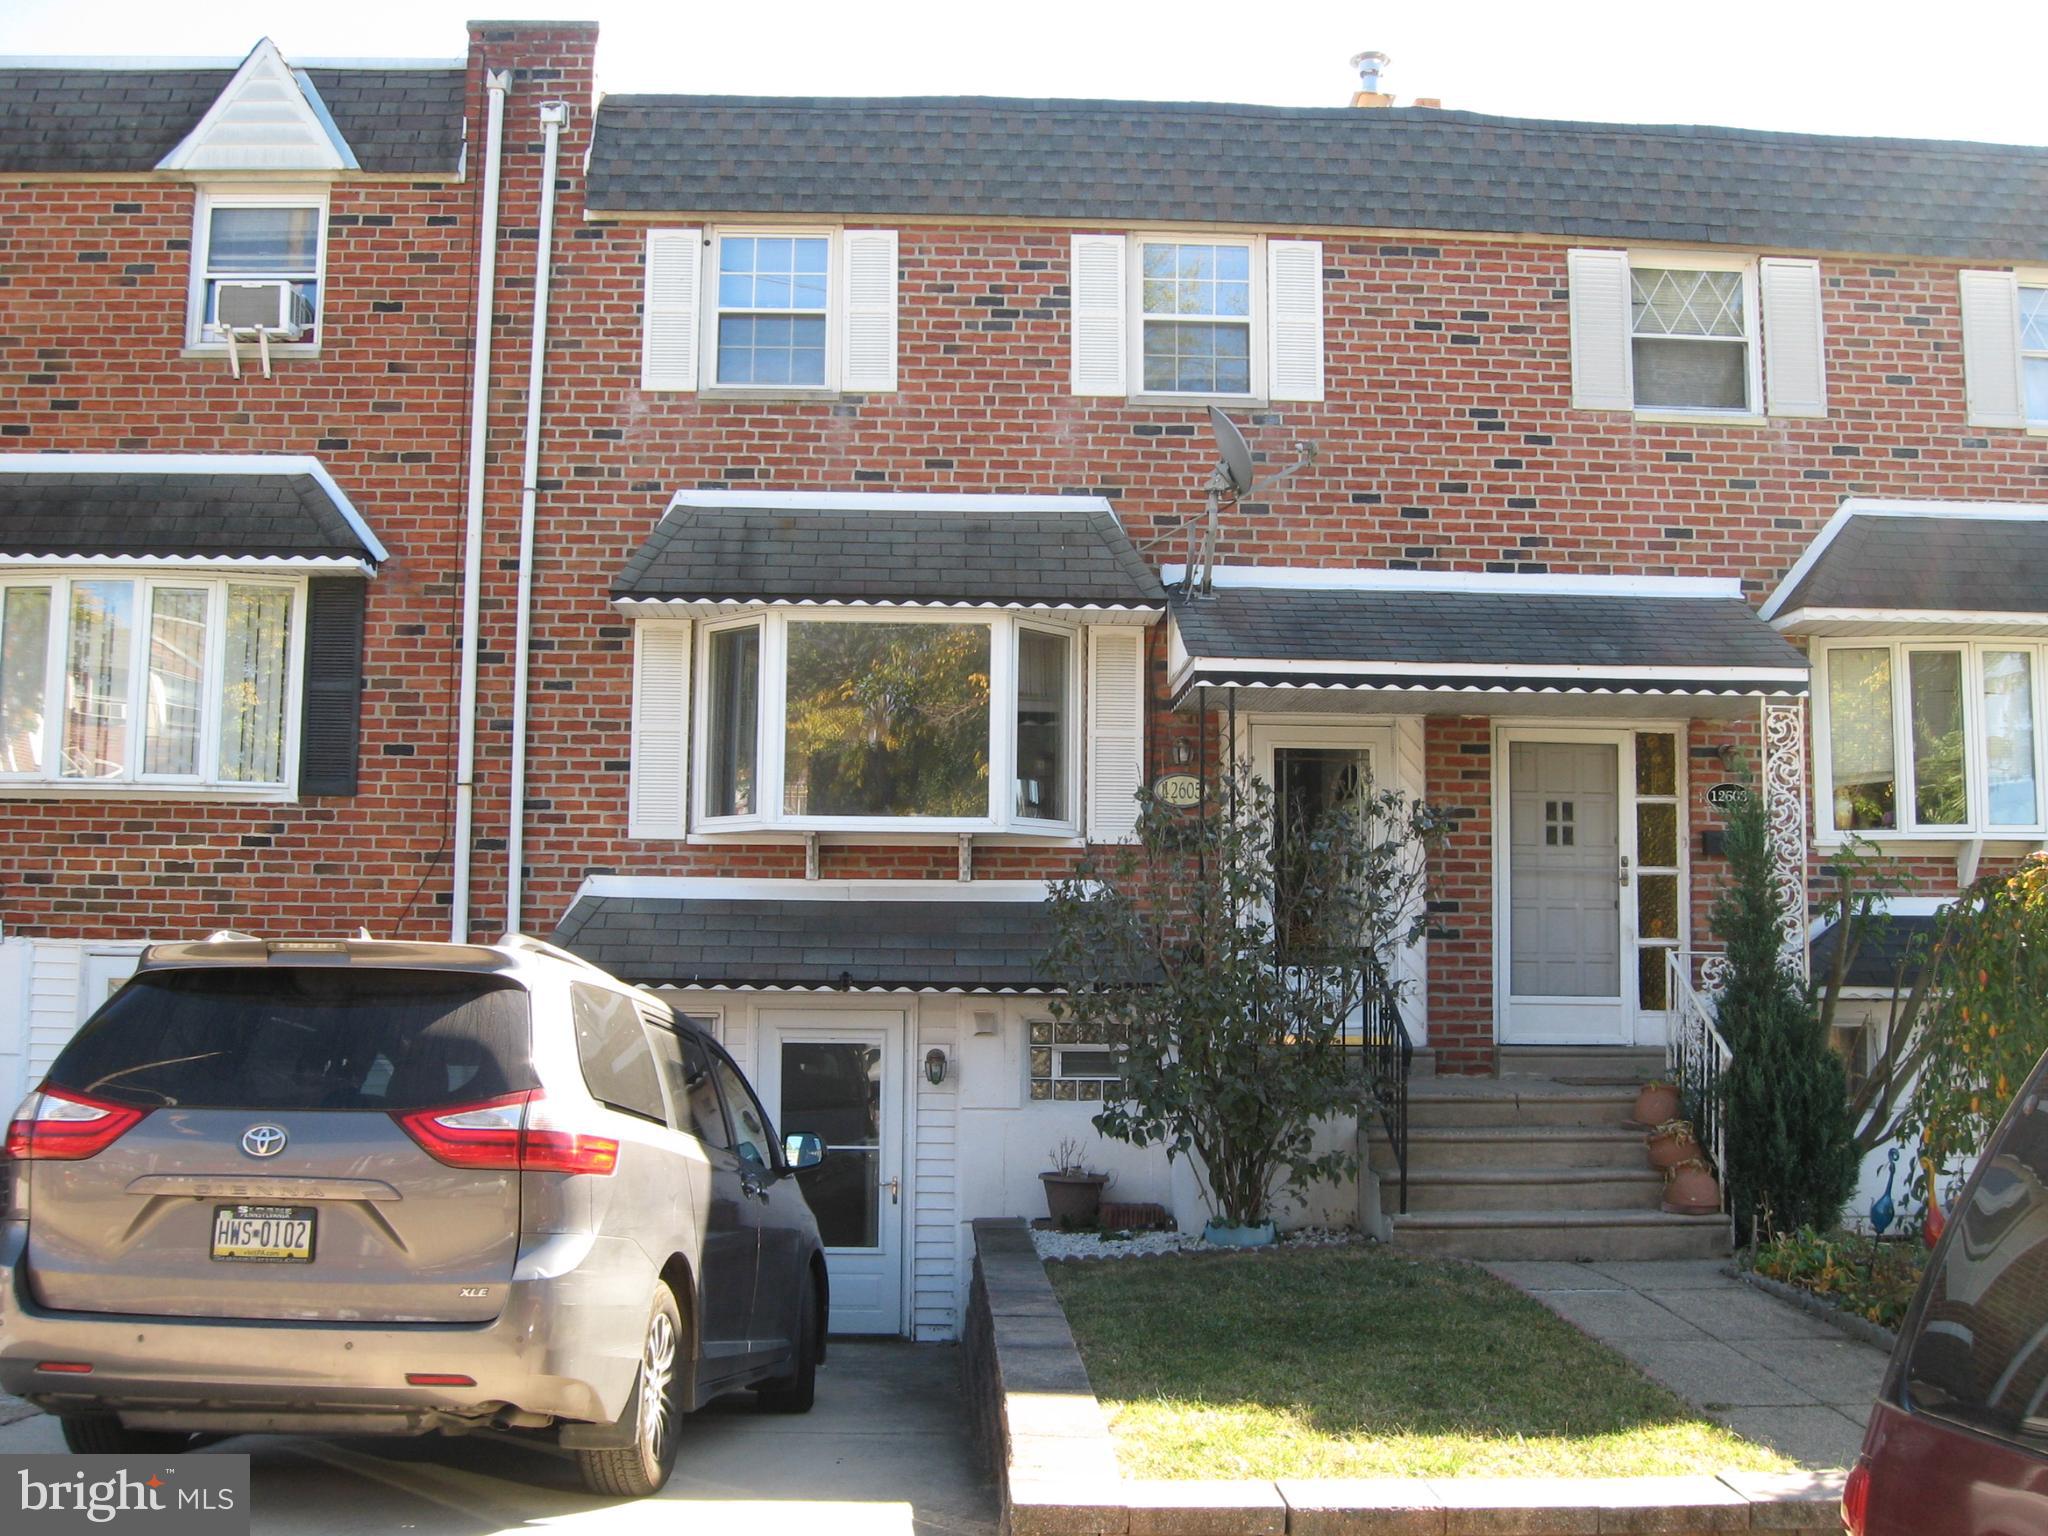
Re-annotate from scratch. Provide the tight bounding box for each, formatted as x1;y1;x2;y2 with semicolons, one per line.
1137;239;1256;397
1818;639;2048;838
1628;260;1756;413
2022;283;2048;425
0;575;299;790
694;611;1077;833
712;233;831;388
188;190;326;348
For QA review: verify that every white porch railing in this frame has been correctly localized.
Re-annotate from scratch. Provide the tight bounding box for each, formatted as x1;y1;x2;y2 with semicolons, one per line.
1666;948;1733;1211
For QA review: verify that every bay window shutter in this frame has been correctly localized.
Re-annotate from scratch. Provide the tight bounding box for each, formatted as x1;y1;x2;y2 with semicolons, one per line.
1566;248;1634;411
628;622;691;839
298;577;364;797
1267;239;1325;402
1760;257;1827;418
641;228;702;392
1085;626;1146;844
1070;233;1128;396
839;228;899;393
1959;269;2026;429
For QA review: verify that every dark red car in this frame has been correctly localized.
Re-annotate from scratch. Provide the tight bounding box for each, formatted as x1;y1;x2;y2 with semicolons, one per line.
1844;1048;2048;1534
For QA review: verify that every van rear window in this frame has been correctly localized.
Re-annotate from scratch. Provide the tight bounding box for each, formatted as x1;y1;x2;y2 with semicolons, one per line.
44;968;534;1111
1904;1058;2048;1453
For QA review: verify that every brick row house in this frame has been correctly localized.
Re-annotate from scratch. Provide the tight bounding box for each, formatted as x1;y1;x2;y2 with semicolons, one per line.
5;20;2048;1338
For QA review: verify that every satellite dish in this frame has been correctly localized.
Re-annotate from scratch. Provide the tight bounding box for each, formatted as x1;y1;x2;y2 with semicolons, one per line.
1208;407;1256;499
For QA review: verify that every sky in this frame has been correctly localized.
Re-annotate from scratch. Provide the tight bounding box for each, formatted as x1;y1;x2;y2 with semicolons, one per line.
3;0;2043;147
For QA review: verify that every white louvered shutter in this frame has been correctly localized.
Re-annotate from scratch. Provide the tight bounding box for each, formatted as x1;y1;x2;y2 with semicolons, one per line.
1267;239;1325;402
1085;627;1146;844
1070;233;1128;396
840;228;899;392
1959;269;2027;429
628;623;691;838
1567;248;1634;411
641;228;702;392
1760;258;1827;418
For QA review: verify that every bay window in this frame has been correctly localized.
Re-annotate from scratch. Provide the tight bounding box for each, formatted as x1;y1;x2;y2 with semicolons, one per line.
694;611;1077;833
0;575;299;790
1819;639;2048;838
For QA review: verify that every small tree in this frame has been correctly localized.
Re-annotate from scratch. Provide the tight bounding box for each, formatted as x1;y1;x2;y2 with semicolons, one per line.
1710;769;1857;1243
1042;759;1442;1229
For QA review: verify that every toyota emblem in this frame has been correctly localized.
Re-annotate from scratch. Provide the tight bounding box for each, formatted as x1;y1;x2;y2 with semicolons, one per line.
241;1124;289;1158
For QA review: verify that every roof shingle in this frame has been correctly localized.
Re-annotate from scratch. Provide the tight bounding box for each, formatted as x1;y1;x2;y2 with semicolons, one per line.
1773;514;2048;614
0;468;378;561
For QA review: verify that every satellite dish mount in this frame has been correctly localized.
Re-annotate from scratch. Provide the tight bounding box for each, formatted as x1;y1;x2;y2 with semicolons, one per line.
1182;408;1318;597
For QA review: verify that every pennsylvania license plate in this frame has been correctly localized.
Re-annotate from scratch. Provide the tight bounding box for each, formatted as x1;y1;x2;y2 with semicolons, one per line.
211;1203;316;1263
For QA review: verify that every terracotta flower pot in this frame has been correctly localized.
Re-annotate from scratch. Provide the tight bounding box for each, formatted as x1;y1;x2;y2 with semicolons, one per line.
1646;1121;1699;1171
1632;1081;1682;1127
1662;1159;1721;1214
1040;1171;1109;1228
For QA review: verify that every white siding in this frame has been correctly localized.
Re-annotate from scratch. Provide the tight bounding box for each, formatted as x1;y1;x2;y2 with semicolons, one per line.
0;938;28;1110
27;940;83;1083
912;1001;960;1340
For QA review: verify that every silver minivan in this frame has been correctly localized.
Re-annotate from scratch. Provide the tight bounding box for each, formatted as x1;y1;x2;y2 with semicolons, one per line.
0;934;827;1497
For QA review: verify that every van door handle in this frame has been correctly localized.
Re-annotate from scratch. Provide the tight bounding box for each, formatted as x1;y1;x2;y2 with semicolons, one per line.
740;1174;766;1201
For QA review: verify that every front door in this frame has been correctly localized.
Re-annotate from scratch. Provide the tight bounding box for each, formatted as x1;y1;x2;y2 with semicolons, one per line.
1501;736;1633;1045
755;1010;905;1335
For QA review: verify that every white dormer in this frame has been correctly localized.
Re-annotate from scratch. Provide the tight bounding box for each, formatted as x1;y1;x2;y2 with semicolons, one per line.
157;38;359;174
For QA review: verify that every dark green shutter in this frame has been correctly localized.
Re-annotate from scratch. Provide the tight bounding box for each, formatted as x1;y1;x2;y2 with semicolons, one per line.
299;577;365;796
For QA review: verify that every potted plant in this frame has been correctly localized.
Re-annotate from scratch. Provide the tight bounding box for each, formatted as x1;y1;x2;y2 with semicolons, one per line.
1039;1138;1110;1228
1662;1156;1721;1214
1646;1118;1700;1170
1632;1077;1682;1128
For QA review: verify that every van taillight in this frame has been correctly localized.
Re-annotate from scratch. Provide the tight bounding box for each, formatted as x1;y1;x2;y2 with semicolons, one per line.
1841;1457;1871;1536
393;1091;617;1176
5;1088;148;1161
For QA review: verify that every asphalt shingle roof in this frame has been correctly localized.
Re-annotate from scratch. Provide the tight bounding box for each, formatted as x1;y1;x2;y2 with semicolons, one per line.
1171;587;1809;687
551;894;1060;992
0;65;466;175
588;97;2048;262
1812;913;1938;990
614;497;1166;608
0;469;377;561
1773;514;2048;614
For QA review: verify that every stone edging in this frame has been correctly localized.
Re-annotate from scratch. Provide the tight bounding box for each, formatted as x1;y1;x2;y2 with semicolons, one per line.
964;1219;1846;1536
1728;1265;1901;1352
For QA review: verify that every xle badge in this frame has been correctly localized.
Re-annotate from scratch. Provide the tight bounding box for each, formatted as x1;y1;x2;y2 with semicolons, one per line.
460;1287;491;1298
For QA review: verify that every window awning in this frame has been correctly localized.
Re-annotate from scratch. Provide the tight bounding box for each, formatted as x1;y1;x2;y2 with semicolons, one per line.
1762;499;2048;637
1166;575;1809;717
551;880;1062;993
611;491;1165;614
0;454;386;572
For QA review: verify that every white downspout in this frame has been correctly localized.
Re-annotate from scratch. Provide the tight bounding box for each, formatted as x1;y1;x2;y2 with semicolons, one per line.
504;100;568;938
452;70;510;942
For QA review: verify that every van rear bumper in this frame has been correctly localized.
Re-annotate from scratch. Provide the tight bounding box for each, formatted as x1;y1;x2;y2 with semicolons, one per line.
0;1223;649;1430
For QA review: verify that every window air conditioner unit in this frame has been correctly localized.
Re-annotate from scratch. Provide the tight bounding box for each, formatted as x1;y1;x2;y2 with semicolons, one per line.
214;281;308;339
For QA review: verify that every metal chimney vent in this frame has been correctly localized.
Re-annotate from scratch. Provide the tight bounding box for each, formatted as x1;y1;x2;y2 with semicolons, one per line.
1350;50;1391;94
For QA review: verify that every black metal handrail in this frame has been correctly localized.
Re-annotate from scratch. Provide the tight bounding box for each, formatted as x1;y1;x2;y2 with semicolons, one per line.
1356;958;1413;1215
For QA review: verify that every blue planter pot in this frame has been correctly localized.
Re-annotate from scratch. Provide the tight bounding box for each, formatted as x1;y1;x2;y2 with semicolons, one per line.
1202;1219;1277;1248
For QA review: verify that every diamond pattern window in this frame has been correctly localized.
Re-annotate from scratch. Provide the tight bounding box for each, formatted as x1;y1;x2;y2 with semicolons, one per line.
2021;285;2048;425
1630;265;1752;412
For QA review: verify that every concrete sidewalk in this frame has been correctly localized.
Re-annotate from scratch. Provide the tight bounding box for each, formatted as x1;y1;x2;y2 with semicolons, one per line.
1488;1258;1885;1472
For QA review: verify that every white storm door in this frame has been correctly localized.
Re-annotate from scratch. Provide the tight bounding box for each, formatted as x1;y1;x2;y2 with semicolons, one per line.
1501;735;1634;1045
756;1009;905;1335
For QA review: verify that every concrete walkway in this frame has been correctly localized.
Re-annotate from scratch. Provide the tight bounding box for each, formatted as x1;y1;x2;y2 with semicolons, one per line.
1488;1258;1886;1472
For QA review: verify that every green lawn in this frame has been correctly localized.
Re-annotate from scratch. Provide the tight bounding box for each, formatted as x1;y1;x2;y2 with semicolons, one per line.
1046;1245;1791;1479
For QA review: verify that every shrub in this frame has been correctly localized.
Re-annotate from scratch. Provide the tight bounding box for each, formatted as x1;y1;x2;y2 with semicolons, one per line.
1750;1226;1925;1331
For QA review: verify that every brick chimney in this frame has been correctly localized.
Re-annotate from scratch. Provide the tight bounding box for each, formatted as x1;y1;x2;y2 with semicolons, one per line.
1349;50;1393;108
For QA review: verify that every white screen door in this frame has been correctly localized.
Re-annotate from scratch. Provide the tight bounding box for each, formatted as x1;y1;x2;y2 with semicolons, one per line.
755;1009;904;1334
1501;735;1634;1045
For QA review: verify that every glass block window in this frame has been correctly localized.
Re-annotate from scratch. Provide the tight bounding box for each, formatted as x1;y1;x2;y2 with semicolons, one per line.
714;234;830;387
1139;241;1253;395
1630;266;1752;411
1634;731;1682;1011
1027;1019;1121;1101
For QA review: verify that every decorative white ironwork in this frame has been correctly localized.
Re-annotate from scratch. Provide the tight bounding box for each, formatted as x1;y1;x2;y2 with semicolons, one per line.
1667;949;1732;1211
1762;699;1809;979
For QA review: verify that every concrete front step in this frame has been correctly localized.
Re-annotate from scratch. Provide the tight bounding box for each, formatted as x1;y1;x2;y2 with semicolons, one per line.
1373;1124;1650;1172
1397;1166;1666;1213
1496;1045;1668;1082
1389;1208;1732;1261
1407;1083;1641;1129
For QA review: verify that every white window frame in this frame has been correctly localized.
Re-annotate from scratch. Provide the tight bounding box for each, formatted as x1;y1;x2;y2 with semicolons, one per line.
2017;267;2048;429
689;608;1082;838
185;187;330;353
1813;637;2048;843
1626;249;1763;420
1129;233;1266;404
702;228;839;394
0;571;305;796
1027;1017;1120;1102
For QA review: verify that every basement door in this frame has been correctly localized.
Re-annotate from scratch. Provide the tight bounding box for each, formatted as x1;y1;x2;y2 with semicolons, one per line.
754;1009;906;1335
1499;733;1634;1046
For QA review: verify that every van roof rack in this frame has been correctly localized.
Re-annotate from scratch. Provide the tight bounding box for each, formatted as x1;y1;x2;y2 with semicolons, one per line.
500;931;612;977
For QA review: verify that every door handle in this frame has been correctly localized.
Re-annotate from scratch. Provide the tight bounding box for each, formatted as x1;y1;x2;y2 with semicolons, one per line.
884;1175;900;1206
1619;855;1631;888
740;1174;766;1201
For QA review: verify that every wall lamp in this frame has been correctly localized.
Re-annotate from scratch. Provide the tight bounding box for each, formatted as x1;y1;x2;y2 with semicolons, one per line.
924;1047;950;1086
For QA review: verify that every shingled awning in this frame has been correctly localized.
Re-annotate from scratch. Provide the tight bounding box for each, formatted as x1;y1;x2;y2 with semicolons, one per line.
0;456;386;569
1762;501;2048;635
613;491;1165;612
551;884;1061;993
1166;578;1808;714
